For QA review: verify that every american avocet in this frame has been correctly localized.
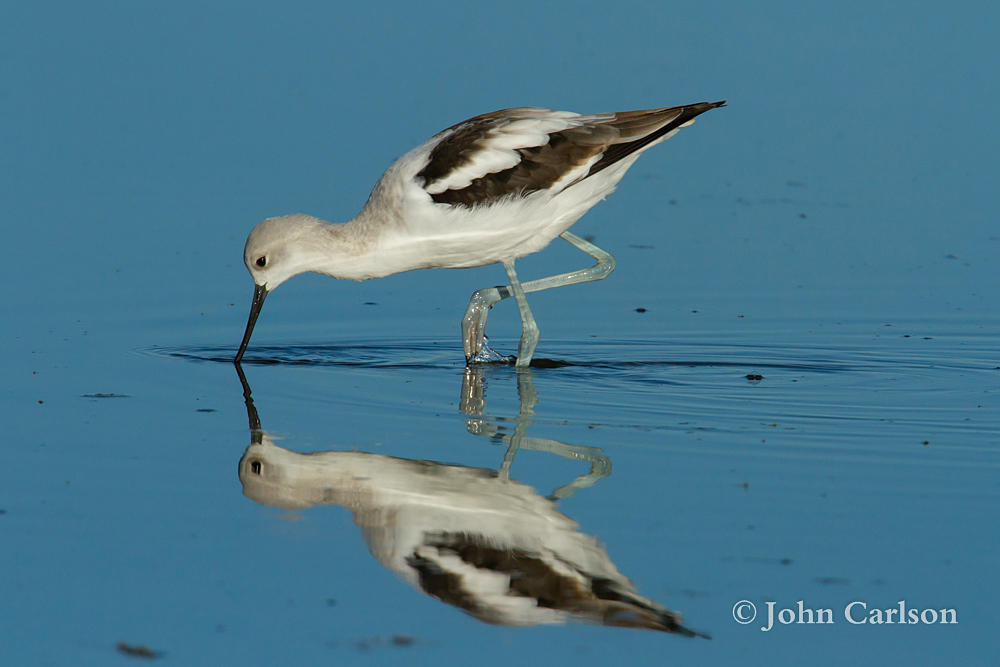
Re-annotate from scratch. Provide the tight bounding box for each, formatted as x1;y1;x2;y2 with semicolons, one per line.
235;101;725;366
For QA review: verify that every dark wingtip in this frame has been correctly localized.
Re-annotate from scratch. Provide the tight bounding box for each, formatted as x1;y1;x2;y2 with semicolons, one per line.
668;100;726;128
691;100;727;114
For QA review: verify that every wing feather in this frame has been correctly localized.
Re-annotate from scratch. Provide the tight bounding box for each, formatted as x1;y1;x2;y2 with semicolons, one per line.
416;101;725;207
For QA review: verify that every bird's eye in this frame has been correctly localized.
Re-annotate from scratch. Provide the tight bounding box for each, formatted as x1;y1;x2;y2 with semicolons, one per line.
255;256;267;268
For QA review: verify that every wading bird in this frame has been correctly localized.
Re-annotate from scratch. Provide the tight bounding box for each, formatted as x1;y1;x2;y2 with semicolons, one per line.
235;101;725;366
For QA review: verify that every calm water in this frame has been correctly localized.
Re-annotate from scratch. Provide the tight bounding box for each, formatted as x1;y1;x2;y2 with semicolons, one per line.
3;2;998;665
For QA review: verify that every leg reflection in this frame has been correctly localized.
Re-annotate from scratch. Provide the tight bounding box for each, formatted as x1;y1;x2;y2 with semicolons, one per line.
460;366;611;498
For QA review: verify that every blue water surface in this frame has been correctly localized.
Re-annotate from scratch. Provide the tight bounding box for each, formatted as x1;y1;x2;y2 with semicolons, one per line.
2;2;998;665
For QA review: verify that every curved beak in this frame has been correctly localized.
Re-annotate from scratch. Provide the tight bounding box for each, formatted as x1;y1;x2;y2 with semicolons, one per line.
235;284;268;363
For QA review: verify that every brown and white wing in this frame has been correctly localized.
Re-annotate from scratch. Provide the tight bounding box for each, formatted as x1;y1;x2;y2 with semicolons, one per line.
416;101;725;207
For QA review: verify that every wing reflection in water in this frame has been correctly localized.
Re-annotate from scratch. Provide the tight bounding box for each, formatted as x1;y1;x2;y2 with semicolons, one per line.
234;364;708;638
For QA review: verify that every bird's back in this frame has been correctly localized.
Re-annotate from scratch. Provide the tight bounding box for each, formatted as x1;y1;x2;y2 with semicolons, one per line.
357;102;725;269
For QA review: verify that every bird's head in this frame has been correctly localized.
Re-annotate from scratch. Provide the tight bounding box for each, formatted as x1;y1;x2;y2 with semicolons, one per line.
235;214;325;363
243;214;327;291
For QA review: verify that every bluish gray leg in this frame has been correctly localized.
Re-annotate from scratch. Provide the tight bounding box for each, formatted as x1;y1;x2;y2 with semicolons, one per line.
502;260;539;368
461;231;616;363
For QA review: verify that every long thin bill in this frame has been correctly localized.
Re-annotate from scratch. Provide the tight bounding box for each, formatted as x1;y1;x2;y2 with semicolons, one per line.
235;284;268;363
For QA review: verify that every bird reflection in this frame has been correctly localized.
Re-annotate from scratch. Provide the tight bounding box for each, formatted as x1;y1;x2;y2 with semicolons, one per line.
235;363;707;637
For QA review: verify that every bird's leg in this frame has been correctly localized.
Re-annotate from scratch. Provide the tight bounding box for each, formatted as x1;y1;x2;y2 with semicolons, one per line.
503;260;540;368
461;231;616;363
461;285;509;362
